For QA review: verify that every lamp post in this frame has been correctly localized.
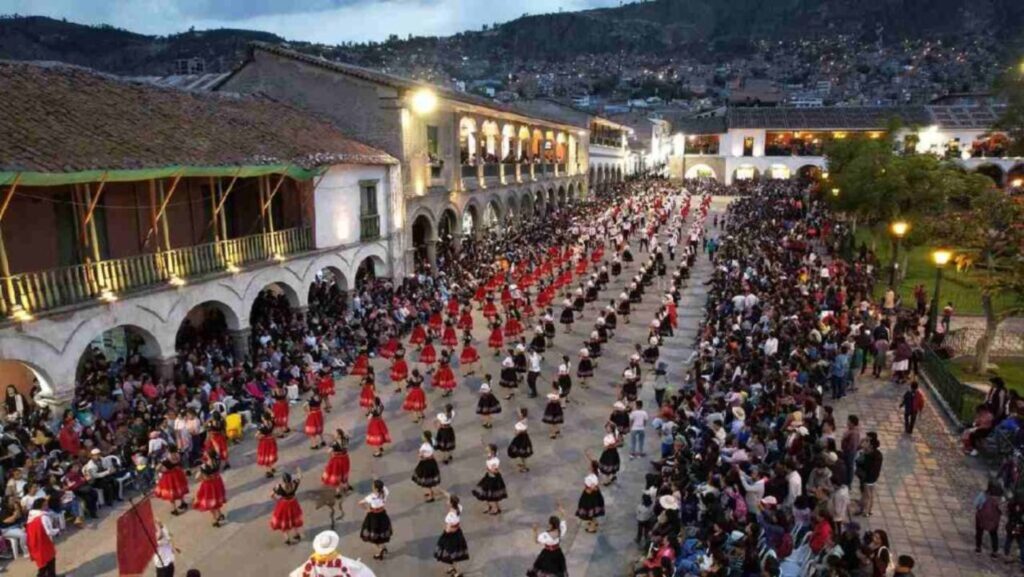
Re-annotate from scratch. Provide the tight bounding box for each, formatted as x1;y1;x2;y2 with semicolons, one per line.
927;249;953;339
888;220;909;288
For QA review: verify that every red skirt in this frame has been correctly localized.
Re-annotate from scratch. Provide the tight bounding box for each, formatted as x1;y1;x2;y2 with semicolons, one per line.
350;354;369;377
270;497;303;532
257;436;278;467
447;299;461;317
305;409;324;437
359;385;376;409
432;366;457;391
403;387;427;412
473;286;487;302
482;302;498;319
420;344;437;365
488;329;504;350
457;312;474;331
459;345;480;364
380;338;399;360
322;452;351;487
429;313;444;333
154;468;189;502
194;474;227;511
204;432;229;461
272;400;290;428
441;327;458;348
317;376;335;398
389;359;408;382
409;325;427;346
500;288;512;307
504;319;523;338
366;417;391;447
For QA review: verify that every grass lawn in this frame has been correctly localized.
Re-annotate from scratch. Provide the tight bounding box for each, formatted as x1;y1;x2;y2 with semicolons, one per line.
945;356;1024;393
853;227;1017;316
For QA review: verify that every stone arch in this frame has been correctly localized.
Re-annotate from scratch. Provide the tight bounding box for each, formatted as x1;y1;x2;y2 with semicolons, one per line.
505;193;519;223
684;163;718;180
307;263;350;315
302;253;353;292
768;164;792;180
355;255;387;290
975;163;1005;186
76;323;164;383
547;187;556;207
462;200;481;237
1006;163;1024;189
241;269;304;320
520;190;534;218
411;211;436;265
174;299;242;351
796;164;822;183
0;359;55;400
438;207;459;240
733;165;760;182
557;185;567;206
483;196;503;230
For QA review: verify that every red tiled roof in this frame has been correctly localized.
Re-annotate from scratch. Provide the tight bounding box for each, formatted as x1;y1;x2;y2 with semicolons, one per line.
0;61;396;174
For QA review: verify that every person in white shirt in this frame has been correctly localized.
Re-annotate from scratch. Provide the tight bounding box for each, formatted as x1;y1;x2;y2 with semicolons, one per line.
358;480;393;560
785;464;803;509
739;469;767;514
763;335;779;358
529;506;568;577
433;493;469;574
628;401;649;458
153;520;180;577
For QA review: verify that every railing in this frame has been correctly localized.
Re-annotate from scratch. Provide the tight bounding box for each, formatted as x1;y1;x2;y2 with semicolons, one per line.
482;164;500;178
555;163;566;175
360;214;381;241
919;346;985;425
500;163;516;183
539;164;552;176
0;227;313;318
460;164;477;179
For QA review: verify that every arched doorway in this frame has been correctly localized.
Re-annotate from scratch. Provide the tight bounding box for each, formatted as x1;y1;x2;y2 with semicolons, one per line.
521;192;534;219
547;188;555;208
976;164;1005;186
557;186;566;207
411;214;434;266
685;164;717;180
355;256;386;290
77;324;163;388
308;267;349;317
768;164;792;180
175;300;241;354
1007;164;1024;190
0;360;54;403
506;195;518;224
249;282;300;352
733;165;760;183
797;165;822;184
534;189;545;216
462;204;479;237
438;209;458;240
483;199;501;230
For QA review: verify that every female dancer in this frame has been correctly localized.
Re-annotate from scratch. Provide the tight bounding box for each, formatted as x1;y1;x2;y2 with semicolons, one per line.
366;396;391;458
432;351;457;397
321;429;352;497
459;331;480;376
556;355;573;402
577;347;594;389
359;373;378;410
434;492;469;577
409;321;427;350
476;376;501;429
528;506;568;577
507;408;534;473
316;368;335;413
471;444;507;516
488;318;505;356
193;449;227;528
542;389;564;440
441;320;459;349
402;368;427;423
499;353;519;401
412;431;441;502
575;461;605;533
204;412;231;468
359;480;393;560
270;471;304;545
255;416;279;478
271;384;291;436
543;310;557;348
559;297;575;333
153;445;189;515
420;337;438;373
389;349;409;393
434;404;457;464
304;393;326;450
350;348;370;378
596;430;621;485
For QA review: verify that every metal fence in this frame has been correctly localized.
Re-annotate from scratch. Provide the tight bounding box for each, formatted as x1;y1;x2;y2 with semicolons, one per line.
919;346;985;425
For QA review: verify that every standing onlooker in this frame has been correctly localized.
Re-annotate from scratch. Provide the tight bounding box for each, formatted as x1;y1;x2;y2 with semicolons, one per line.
830;345;850;399
635;493;655;545
840;416;861;487
1003;493;1024;565
856;435;882;517
628;401;648;459
898;381;925;435
894;555;916;576
974;481;1003;557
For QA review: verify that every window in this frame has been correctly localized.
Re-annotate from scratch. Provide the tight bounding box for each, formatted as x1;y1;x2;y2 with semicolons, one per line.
742;137;754;157
359;180;381;241
427;125;442;179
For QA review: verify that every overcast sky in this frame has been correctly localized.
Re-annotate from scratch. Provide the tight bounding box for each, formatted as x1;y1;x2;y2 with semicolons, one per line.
1;0;624;42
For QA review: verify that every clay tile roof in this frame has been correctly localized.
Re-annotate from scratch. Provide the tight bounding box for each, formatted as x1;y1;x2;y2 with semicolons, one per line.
0;61;396;174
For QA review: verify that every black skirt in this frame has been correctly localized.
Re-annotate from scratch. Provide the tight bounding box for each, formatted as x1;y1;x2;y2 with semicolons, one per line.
530;335;547;353
471;472;507;502
585;288;598;302
500;367;519;388
360;510;393;544
413;457;441;487
559;309;575;325
542;400;564;424
572;297;585;312
622;250;634;263
577;359;594;378
529;547;567;577
557;374;572;396
543;322;556;338
611;263;622;276
508;432;533;458
435;425;456;451
617;301;630;315
477;393;502;415
576;488;606;520
598;447;620;475
434;528;470;564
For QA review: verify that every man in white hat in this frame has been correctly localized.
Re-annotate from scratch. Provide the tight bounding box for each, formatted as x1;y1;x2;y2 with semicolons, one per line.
291;530;376;577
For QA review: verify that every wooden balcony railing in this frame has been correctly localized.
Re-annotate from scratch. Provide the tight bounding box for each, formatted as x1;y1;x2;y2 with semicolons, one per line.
0;227;313;318
482;164;500;178
360;215;381;241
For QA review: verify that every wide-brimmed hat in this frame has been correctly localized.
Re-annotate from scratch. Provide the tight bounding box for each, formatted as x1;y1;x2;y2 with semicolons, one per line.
313;530;340;555
659;495;679;510
731;406;746;421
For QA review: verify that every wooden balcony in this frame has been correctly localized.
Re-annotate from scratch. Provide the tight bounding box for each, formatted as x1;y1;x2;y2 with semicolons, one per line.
1;227;313;318
360;214;381;241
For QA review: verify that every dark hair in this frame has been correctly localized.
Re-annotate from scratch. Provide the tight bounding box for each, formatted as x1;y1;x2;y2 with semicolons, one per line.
548;515;561;533
373;479;384;492
186;571;202;577
897;555;914;568
423;430;434;444
519;407;528;418
487;443;498;455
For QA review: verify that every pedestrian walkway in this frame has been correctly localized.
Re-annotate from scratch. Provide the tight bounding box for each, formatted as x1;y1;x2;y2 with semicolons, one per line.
832;374;1008;576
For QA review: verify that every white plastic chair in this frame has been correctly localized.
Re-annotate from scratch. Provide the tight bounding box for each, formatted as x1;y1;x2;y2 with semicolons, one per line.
103;455;134;500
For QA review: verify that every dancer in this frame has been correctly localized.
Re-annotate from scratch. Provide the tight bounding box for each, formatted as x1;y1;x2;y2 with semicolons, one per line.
435;404;456;465
556;355;573;402
575;461;605;533
596;430;621;485
499;353;519;401
402;367;428;423
193;449;227;528
318;428;352;496
432;351;457;397
204;411;230;468
542;389;564;439
420;337;438;373
153;445;189;515
359;374;378;410
359;480;393;560
270;471;304;545
316;368;335;413
255;416;279;478
366;396;391;458
389;349;409;393
488;318;504;356
459;331;480;376
434;492;469;577
559;297;575;333
577;347;594;389
528;506;568;577
412;431;441;502
476;376;502;429
304;393;326;450
507;408;534;473
271;385;291;438
471;444;508;515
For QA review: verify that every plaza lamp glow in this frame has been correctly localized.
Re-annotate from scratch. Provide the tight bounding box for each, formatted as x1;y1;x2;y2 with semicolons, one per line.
9;304;33;323
410;88;438;115
99;287;118;303
927;249;954;337
830;188;840;197
168;275;186;287
226;262;241;274
888;220;910;287
1012;178;1023;188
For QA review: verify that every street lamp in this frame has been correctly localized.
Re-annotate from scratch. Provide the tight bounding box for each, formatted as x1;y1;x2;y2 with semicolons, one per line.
888;220;909;287
927;249;953;339
830;187;840;197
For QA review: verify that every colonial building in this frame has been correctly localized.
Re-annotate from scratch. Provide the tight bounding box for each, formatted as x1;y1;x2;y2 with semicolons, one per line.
216;43;590;270
0;62;402;398
668;105;1023;186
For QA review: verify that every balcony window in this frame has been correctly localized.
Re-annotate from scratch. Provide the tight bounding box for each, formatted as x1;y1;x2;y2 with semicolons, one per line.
359;180;381;241
427;125;442;179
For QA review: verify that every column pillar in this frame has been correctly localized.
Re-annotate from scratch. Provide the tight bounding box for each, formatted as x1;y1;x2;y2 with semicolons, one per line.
426;239;438;268
154;355;177;382
230;329;251;362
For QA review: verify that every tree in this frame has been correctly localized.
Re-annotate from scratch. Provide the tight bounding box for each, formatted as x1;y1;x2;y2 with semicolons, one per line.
930;188;1024;372
993;63;1024;157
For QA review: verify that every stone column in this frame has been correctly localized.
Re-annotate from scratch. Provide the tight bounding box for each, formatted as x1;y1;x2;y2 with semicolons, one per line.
426;239;438;268
154;355;177;382
230;329;251;362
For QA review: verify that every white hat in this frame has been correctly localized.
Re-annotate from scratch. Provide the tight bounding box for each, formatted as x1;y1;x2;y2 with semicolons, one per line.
731;406;746;421
90;448;102;456
796;426;809;436
613;401;626;410
313;530;341;555
479;383;491;393
547;392;561;401
659;495;679;510
580;348;590;357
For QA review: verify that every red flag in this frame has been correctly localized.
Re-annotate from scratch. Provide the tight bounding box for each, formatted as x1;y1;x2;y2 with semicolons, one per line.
116;497;157;576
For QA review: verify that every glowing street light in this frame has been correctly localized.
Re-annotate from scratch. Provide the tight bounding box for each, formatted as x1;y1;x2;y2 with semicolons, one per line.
410;88;438;115
889;220;910;287
830;188;840;197
927;249;954;338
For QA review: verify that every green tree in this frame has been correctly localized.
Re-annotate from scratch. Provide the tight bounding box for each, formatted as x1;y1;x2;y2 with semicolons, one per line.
994;62;1024;156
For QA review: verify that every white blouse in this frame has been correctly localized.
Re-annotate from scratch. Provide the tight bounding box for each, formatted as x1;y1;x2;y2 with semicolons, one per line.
558;363;569;375
603;433;617;448
419;442;435;458
537;520;568;546
514;419;528;433
486;456;500;472
361;488;389;509
584;473;599;488
444;508;461;527
436;412;453;426
502;357;514;368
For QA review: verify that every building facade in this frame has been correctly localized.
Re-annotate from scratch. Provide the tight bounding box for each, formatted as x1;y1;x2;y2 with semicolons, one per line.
0;62;402;398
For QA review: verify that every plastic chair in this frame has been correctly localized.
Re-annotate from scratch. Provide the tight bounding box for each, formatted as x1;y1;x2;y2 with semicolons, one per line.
102;455;134;500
